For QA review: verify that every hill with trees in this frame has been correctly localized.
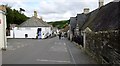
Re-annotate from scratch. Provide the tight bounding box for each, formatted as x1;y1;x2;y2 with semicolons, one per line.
5;5;29;28
48;20;69;29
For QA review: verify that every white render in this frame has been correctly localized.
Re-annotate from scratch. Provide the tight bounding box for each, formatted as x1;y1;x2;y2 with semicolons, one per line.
7;11;52;39
0;10;7;49
8;27;52;39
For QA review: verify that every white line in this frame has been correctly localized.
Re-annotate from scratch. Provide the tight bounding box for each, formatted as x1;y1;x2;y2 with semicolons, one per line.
17;46;20;48
64;43;66;46
37;59;70;63
65;48;68;52
65;43;76;64
51;47;54;49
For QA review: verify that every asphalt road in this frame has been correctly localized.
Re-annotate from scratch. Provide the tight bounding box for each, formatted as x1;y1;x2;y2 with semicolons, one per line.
2;37;96;64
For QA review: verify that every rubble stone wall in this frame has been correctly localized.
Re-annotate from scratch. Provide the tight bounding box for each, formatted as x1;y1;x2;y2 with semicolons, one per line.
85;30;120;64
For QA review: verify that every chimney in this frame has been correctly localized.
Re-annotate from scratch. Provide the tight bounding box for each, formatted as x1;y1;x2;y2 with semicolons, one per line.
0;5;6;12
34;11;37;18
83;8;89;14
99;0;104;7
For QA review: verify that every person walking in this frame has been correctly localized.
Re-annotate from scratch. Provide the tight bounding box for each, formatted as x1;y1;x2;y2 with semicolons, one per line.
58;32;62;39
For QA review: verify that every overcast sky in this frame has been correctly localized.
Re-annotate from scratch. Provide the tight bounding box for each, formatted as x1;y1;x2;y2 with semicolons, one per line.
0;0;114;22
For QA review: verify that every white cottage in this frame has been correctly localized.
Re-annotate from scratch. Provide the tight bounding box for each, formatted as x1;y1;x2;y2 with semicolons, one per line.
8;11;52;39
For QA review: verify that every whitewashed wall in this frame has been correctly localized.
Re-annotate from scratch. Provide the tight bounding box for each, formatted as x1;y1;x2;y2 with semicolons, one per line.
0;11;7;49
8;27;51;39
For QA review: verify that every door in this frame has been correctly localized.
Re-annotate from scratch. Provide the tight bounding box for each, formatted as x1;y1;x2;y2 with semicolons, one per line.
37;28;42;39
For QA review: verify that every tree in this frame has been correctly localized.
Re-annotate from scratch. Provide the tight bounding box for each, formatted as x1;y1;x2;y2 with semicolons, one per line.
5;5;29;28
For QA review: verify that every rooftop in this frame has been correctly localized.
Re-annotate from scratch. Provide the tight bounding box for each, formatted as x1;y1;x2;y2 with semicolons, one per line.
19;16;50;27
82;2;120;31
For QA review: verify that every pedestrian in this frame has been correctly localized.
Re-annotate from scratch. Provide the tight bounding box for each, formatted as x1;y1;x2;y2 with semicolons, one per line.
58;32;62;39
38;31;41;39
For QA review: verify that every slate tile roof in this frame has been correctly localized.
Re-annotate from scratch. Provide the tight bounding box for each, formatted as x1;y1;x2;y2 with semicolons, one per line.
70;17;77;30
76;13;88;29
19;16;50;27
81;2;120;31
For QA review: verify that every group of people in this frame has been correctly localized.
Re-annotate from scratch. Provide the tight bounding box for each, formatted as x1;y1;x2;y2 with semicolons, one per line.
58;32;64;39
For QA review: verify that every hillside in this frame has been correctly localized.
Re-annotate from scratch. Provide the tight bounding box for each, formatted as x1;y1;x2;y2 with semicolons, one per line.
5;5;29;28
48;20;69;29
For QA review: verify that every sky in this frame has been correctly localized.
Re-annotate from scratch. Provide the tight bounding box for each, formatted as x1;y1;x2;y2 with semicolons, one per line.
0;0;114;22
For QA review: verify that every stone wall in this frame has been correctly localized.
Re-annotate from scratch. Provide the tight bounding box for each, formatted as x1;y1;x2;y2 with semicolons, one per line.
85;30;120;64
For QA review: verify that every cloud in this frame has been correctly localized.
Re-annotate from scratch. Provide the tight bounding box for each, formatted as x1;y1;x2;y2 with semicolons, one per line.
0;0;113;22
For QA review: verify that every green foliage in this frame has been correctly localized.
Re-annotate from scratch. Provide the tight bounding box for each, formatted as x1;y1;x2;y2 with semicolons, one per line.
48;20;69;29
6;5;29;27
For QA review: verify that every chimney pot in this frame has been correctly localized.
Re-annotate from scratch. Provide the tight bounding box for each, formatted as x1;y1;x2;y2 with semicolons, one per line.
83;8;89;14
34;11;37;18
99;0;104;7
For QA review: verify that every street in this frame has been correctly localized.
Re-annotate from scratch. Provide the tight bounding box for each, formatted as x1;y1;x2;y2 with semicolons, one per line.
2;37;96;64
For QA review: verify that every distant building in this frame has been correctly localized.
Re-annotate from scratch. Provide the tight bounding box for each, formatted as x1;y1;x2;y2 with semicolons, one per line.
69;17;77;41
7;11;52;39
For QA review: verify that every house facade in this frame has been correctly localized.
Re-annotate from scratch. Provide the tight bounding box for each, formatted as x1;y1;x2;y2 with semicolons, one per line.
68;17;77;41
0;5;7;50
7;11;52;39
67;0;120;64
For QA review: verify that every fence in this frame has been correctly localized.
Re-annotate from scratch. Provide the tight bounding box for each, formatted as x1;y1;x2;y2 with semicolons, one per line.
85;30;120;64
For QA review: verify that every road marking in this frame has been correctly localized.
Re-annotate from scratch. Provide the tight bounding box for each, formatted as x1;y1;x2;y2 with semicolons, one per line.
17;46;20;48
51;47;54;49
36;59;70;63
65;43;76;64
64;43;66;46
65;48;68;52
55;42;64;45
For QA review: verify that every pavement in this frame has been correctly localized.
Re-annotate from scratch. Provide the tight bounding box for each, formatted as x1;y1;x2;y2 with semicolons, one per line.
2;37;97;64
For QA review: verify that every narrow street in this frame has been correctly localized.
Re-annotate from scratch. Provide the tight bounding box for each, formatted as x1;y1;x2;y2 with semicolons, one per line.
2;37;96;64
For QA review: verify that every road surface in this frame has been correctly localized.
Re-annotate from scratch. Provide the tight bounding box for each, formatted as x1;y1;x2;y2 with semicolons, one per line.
2;37;96;64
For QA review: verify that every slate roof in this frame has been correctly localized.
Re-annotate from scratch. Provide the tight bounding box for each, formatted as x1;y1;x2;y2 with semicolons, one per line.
70;17;77;30
76;13;88;30
81;2;120;31
19;16;50;27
